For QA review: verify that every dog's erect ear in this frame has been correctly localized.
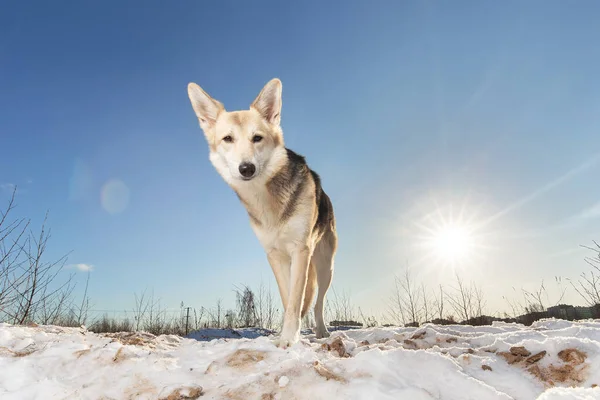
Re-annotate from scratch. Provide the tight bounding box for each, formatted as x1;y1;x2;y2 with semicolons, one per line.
187;82;224;132
251;78;282;126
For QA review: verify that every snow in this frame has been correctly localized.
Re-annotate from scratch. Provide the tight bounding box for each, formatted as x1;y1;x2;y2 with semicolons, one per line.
0;319;599;399
538;388;600;400
278;375;290;388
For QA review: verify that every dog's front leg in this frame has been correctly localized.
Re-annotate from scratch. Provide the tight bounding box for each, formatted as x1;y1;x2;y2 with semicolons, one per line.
266;249;291;313
277;245;310;348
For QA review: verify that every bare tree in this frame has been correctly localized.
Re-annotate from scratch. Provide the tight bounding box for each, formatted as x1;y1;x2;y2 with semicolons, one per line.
446;273;474;322
326;287;356;323
11;216;71;324
0;188;29;310
521;279;566;313
217;299;223;328
254;281;278;329
388;276;407;325
503;278;566;318
76;270;91;325
421;284;431;323
570;241;600;306
387;268;421;326
433;285;445;321
473;284;486;318
205;299;224;328
130;288;169;334
193;307;205;331
0;188;76;325
132;289;151;331
38;278;76;325
143;293;167;335
503;287;522;319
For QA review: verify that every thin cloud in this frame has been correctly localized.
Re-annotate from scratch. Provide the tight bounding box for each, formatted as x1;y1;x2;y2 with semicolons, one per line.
478;152;600;229
67;263;94;272
502;201;600;241
558;201;600;229
548;247;587;258
0;183;16;193
576;202;600;220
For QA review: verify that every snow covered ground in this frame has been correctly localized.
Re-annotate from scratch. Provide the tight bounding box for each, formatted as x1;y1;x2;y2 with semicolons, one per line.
1;319;599;400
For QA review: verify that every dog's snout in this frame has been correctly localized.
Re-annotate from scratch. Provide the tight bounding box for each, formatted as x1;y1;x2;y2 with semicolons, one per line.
239;162;256;179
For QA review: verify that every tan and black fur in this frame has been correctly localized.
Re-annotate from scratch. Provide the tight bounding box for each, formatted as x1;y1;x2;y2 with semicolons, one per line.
187;78;337;347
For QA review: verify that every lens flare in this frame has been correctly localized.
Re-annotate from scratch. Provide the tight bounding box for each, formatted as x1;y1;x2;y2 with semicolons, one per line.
101;179;130;214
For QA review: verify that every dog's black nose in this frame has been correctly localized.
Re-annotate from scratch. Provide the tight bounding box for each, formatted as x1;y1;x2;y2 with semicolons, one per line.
239;162;256;178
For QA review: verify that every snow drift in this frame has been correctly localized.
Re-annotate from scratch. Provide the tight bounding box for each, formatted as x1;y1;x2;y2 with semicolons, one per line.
1;319;599;399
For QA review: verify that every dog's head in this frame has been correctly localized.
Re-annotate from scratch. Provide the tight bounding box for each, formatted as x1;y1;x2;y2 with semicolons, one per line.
187;78;285;184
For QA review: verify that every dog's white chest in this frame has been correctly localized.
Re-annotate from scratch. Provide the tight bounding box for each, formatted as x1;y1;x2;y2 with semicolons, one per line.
238;188;307;253
253;223;279;250
251;217;308;255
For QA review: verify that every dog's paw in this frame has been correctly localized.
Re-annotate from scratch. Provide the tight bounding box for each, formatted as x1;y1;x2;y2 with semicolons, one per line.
314;328;330;339
273;331;300;349
275;317;301;348
273;337;293;349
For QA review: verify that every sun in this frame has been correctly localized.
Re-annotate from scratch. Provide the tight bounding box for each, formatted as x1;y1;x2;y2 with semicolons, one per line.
430;224;474;263
410;200;488;268
391;195;491;271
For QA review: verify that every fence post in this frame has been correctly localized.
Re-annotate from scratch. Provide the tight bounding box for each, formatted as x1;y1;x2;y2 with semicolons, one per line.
185;307;191;336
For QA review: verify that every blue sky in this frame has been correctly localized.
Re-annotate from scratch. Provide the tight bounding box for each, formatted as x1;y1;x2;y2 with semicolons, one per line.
1;1;600;319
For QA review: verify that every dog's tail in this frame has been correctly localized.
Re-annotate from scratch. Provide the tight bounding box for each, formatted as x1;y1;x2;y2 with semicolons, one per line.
301;260;317;319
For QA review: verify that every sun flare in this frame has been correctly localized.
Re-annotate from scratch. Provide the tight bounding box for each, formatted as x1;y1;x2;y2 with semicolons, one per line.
430;224;474;263
411;200;488;268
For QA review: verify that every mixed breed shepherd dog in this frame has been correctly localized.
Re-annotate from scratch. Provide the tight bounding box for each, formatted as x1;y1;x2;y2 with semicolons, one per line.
187;78;337;347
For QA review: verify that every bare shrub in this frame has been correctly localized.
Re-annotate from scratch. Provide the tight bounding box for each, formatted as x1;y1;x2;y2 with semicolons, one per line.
473;284;487;318
75;271;91;325
0;188;76;325
234;285;257;328
326;287;356;323
0;189;29;310
254;281;279;330
445;273;475;322
433;284;445;321
570;241;600;307
141;293;170;335
357;307;378;328
503;278;566;318
387;268;422;326
421;284;432;323
88;315;133;333
123;289;187;335
205;299;224;328
192;307;205;331
225;309;236;329
132;289;152;331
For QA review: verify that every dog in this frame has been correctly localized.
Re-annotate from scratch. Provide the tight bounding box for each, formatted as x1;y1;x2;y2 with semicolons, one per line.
187;78;337;347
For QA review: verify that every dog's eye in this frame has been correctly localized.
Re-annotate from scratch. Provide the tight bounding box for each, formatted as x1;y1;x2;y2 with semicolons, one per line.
252;135;263;143
223;135;233;143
